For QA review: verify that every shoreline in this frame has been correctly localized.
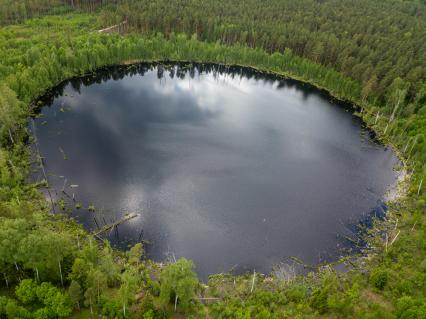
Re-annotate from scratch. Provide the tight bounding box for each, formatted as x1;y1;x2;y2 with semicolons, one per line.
31;60;410;281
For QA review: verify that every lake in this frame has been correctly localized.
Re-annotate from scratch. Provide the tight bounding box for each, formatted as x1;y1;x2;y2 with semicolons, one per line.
32;63;398;279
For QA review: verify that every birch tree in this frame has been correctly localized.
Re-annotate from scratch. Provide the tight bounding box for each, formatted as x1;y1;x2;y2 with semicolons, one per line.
159;258;198;312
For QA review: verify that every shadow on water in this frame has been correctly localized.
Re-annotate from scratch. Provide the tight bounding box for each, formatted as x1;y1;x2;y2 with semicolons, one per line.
30;62;398;280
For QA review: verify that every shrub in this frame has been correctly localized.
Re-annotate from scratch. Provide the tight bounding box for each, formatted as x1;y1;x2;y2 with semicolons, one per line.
310;288;329;314
396;296;426;319
370;269;388;290
286;284;307;303
15;279;38;305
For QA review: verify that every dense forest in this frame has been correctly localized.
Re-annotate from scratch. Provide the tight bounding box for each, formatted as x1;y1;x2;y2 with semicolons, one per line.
0;0;113;25
107;0;426;104
2;0;426;105
0;0;425;318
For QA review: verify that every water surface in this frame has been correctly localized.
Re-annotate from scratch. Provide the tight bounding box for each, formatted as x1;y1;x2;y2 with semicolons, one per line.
33;63;398;279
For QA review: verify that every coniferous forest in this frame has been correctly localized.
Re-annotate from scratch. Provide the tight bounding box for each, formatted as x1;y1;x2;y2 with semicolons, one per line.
0;0;425;318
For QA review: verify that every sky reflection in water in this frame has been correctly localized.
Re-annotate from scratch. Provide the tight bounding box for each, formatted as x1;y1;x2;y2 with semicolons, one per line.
33;64;398;279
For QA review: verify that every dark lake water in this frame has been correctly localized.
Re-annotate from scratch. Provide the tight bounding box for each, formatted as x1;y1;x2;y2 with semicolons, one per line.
32;63;398;279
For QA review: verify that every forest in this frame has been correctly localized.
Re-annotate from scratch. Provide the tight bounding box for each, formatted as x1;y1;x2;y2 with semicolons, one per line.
0;0;425;318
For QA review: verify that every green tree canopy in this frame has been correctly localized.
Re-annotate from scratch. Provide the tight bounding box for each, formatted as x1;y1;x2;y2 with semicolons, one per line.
159;258;199;311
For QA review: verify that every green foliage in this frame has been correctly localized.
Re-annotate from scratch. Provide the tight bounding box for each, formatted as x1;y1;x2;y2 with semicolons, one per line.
396;296;426;319
370;269;389;290
15;279;38;304
99;297;124;319
310;288;329;314
141;309;155;319
128;243;144;266
0;218;31;266
14;279;73;318
3;298;32;319
0;6;424;319
0;296;7;314
209;289;288;318
159;258;198;311
105;0;426;103
117;267;140;316
285;284;308;303
68;280;82;310
0;0;107;26
0;83;24;146
140;293;157;316
18;227;74;282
